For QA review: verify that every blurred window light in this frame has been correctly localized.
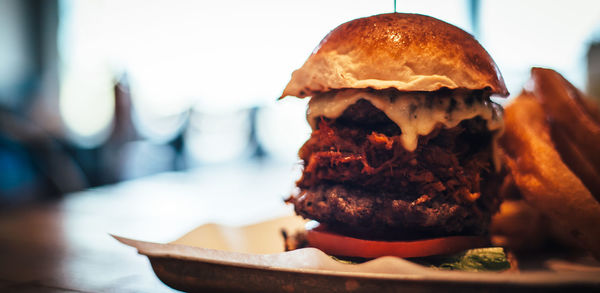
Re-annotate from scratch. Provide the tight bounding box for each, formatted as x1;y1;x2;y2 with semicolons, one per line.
480;0;600;96
131;107;188;144
58;65;115;147
58;0;469;109
58;0;472;153
394;0;471;33
257;98;311;163
185;109;251;165
58;1;116;147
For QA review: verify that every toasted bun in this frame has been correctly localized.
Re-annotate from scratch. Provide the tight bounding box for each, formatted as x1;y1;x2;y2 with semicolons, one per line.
281;13;508;99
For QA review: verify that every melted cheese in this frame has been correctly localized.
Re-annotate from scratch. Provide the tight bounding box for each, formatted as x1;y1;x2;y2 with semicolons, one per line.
307;89;504;170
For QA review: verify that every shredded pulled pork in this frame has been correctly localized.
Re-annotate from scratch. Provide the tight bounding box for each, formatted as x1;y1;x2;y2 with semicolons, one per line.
297;118;492;204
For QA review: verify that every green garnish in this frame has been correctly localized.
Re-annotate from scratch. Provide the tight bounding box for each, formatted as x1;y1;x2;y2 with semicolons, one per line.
422;247;511;272
331;247;511;272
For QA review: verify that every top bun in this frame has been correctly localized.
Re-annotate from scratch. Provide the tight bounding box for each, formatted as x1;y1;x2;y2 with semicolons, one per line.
281;13;508;98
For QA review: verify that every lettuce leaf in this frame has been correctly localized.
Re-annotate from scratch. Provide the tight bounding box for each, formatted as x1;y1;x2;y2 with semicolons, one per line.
422;247;511;272
330;247;511;272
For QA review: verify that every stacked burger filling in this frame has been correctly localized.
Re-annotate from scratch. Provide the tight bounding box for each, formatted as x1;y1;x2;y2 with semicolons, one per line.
287;88;504;241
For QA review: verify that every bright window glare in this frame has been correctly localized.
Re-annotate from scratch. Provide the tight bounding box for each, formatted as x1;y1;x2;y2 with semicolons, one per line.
481;0;600;95
257;97;311;163
395;1;471;33
185;110;251;164
58;65;114;146
58;0;475;150
58;1;470;106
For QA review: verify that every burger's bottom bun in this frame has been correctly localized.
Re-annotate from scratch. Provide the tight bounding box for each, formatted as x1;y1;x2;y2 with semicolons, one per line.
499;92;600;260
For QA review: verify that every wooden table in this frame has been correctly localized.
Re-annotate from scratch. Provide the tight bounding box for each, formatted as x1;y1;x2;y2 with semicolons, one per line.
0;162;297;292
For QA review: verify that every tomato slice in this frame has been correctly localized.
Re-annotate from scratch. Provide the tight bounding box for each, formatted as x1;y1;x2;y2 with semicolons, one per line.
306;224;490;258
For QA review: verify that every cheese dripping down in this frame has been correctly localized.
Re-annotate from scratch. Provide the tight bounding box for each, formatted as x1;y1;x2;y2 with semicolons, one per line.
306;89;504;170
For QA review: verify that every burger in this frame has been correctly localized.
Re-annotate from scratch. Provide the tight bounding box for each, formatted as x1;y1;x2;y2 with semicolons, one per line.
281;13;509;259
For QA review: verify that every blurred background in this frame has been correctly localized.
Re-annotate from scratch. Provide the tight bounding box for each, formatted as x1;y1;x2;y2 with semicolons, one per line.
1;0;600;205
